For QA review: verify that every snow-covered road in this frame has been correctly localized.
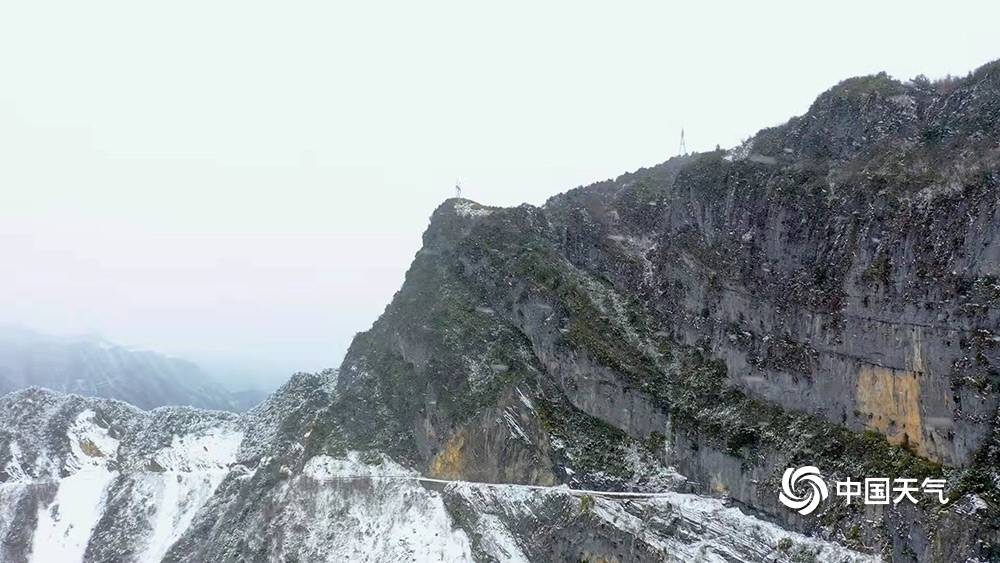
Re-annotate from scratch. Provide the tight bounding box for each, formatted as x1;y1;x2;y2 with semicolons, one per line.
315;473;681;498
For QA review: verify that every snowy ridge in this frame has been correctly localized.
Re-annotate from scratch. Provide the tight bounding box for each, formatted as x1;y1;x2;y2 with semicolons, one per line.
3;441;28;481
0;389;242;563
248;453;879;563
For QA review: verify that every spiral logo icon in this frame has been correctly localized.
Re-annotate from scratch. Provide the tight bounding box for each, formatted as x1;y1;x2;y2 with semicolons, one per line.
779;466;828;515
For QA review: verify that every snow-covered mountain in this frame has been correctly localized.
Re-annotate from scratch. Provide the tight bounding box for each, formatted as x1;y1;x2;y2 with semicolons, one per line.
3;62;999;562
0;381;875;563
0;326;253;412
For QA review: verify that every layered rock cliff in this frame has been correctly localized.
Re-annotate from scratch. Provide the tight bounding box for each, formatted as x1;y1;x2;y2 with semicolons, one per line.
322;61;1000;561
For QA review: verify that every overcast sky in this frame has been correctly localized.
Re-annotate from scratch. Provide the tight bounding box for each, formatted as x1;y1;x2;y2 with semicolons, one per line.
1;0;997;390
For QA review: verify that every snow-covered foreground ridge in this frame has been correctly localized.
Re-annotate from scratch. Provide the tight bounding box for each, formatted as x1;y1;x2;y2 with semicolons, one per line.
304;454;879;563
0;387;878;562
0;388;242;563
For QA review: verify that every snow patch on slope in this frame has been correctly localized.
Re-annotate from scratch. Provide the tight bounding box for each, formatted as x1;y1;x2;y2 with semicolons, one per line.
590;491;880;562
283;453;474;562
138;470;232;563
454;200;493;217
4;441;28;482
30;466;115;563
470;513;531;563
445;480;879;563
135;426;242;562
0;399;243;563
303;450;414;479
150;427;242;472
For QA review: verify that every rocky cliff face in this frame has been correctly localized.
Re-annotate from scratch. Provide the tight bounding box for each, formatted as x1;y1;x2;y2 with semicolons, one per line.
323;62;1000;561
546;67;1000;470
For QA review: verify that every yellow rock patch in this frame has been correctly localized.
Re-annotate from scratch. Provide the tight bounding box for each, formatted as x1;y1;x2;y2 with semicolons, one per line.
430;430;468;479
856;365;924;456
78;438;104;458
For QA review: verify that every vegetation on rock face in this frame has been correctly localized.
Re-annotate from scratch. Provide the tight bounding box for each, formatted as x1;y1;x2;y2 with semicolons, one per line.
327;333;422;462
536;395;672;490
329;204;549;469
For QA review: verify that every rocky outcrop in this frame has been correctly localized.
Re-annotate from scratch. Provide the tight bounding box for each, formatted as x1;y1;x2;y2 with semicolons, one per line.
325;62;1000;561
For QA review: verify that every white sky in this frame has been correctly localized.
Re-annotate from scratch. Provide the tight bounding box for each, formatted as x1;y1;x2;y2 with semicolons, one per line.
1;0;997;390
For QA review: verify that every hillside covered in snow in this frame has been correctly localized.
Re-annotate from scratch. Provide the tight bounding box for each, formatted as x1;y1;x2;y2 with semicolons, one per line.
0;382;875;563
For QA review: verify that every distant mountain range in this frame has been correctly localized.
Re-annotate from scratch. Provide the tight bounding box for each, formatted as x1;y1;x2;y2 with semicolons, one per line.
0;326;266;412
